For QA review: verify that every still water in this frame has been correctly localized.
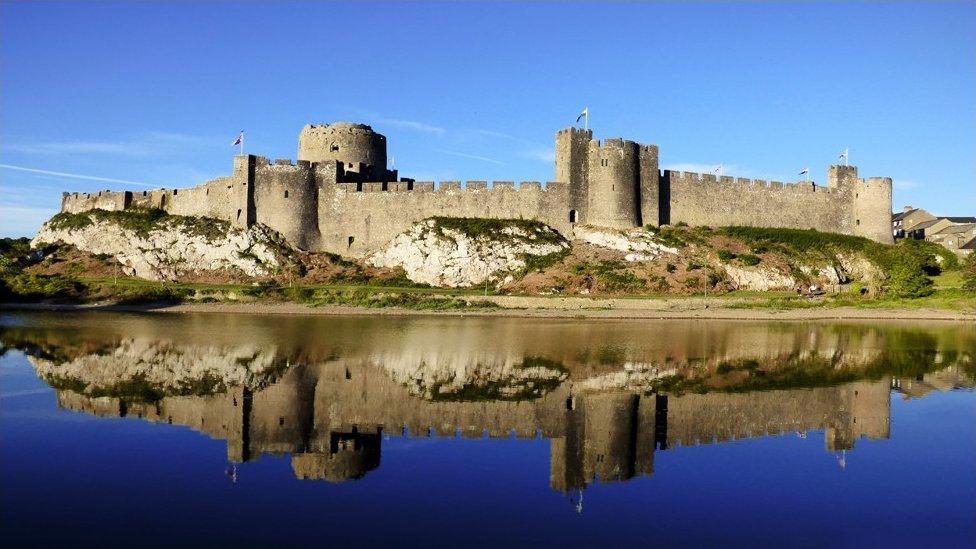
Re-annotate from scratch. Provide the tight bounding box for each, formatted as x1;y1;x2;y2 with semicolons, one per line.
1;311;974;548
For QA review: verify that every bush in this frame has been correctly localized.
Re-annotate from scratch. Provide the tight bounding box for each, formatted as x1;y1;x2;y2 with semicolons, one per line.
739;254;761;266
717;249;736;261
962;253;976;293
887;254;934;298
5;273;83;300
665;263;677;273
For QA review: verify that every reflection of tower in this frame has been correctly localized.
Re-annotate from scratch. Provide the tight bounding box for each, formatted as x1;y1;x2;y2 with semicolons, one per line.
291;429;381;482
825;378;891;451
549;392;657;492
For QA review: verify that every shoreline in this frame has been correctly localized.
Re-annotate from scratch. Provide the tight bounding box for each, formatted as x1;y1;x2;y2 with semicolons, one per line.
2;297;973;321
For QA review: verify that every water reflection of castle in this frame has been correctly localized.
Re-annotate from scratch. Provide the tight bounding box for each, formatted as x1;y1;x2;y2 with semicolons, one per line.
53;362;892;491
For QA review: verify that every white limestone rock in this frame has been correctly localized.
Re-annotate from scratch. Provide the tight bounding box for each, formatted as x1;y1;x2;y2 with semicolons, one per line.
575;226;678;261
723;264;798;291
366;219;569;287
33;211;294;281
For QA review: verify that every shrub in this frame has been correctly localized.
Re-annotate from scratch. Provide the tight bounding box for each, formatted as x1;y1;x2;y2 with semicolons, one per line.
887;254;934;298
5;273;83;300
962;253;976;293
665;263;677;273
739;254;761;266
717;249;736;261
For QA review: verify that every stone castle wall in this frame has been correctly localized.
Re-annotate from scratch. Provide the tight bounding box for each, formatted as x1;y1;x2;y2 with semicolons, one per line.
664;171;854;234
318;180;573;256
58;122;894;256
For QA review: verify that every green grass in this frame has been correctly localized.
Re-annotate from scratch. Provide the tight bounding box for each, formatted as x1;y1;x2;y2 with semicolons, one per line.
428;216;565;246
48;209;231;242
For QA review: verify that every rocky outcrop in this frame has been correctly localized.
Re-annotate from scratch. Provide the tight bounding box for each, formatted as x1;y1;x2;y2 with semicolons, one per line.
723;264;799;291
26;338;287;398
366;219;569;287
33;211;295;281
575;226;679;261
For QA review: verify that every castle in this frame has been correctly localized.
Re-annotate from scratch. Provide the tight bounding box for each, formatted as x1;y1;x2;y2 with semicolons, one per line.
61;121;895;255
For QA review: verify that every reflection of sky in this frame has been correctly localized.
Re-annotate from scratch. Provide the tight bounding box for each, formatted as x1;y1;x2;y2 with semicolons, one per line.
1;350;974;547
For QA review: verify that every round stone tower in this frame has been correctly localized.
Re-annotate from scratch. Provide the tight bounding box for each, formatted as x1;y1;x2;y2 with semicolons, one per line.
586;139;640;230
297;122;388;180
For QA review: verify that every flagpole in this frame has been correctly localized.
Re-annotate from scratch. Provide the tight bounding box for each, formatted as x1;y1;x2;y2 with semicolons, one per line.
584;109;588;131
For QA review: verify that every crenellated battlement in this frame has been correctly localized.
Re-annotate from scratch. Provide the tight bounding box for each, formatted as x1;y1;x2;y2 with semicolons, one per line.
665;170;837;194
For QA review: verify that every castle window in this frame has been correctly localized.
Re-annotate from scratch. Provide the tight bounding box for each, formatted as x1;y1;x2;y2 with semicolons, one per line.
284;190;289;198
856;219;860;226
347;235;355;248
279;417;285;426
569;210;578;223
331;143;339;152
237;209;242;220
173;189;178;195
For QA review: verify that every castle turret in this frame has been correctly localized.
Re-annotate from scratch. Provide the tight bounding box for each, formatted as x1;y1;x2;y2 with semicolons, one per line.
298;122;388;181
586;139;641;230
555;127;593;225
829;165;894;244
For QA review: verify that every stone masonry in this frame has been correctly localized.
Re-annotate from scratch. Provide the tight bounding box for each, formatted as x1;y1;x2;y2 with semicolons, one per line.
60;121;895;257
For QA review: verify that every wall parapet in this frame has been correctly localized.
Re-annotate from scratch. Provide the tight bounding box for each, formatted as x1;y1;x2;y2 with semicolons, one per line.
665;169;837;194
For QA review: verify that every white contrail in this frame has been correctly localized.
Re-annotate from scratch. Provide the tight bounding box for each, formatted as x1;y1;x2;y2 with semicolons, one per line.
433;149;507;165
0;163;156;188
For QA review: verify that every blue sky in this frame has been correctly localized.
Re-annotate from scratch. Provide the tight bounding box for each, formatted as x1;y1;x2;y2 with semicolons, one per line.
1;1;974;237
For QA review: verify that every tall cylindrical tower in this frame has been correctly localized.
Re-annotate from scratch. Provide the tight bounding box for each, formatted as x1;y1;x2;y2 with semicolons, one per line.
586;139;640;230
297;122;388;180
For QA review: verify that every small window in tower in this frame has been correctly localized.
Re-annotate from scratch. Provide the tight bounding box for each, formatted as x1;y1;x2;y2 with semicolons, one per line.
237;209;242;220
569;210;578;223
347;235;355;248
856;219;861;226
331;143;340;152
284;190;289;198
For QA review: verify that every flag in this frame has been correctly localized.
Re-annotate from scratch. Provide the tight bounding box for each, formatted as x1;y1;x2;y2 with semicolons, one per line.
712;164;723;174
799;168;809;176
232;131;244;146
576;107;588;123
839;148;848;160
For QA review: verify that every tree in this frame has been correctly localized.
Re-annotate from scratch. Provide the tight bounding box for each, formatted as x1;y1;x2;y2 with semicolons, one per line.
887;254;934;298
962;253;976;293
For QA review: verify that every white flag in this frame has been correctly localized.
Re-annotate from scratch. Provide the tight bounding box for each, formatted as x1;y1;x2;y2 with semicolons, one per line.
712;164;723;174
799;168;809;176
232;131;244;146
576;107;588;124
839;148;848;160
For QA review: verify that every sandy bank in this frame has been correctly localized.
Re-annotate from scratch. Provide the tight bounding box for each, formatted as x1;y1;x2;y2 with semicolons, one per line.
2;296;973;322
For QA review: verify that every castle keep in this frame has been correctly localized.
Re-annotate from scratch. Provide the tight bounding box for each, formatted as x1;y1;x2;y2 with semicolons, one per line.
61;121;894;255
